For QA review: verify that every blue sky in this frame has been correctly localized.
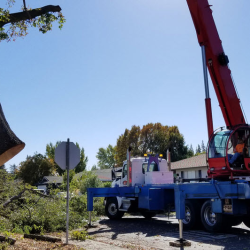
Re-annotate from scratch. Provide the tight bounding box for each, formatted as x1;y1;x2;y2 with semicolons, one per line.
1;0;250;170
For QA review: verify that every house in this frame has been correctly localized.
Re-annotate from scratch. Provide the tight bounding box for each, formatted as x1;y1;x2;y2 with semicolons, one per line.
37;176;63;193
74;167;123;183
92;169;113;182
171;154;208;180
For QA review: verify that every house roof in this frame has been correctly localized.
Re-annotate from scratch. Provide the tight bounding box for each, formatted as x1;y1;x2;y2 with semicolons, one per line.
39;176;63;184
171;154;207;170
93;169;112;182
75;169;113;182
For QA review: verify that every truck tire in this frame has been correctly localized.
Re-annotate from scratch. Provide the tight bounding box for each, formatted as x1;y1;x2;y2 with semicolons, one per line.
183;200;201;230
140;211;157;219
201;200;223;232
105;198;124;220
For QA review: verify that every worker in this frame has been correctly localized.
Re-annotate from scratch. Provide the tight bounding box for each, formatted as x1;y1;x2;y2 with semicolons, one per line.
228;138;245;165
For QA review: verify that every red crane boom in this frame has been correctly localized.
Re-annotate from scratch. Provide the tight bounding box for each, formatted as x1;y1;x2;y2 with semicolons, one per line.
186;0;245;132
186;0;250;179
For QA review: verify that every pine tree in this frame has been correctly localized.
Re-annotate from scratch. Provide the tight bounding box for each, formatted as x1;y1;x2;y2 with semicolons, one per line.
201;140;206;153
187;144;194;158
196;144;201;154
190;145;194;154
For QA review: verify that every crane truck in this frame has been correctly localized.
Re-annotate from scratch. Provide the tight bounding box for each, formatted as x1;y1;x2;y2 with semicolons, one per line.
87;0;250;233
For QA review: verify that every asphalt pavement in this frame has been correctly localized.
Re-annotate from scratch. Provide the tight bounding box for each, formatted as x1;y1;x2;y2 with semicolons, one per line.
65;215;250;250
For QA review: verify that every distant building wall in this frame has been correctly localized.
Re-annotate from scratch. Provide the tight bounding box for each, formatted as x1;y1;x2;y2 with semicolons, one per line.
171;154;208;179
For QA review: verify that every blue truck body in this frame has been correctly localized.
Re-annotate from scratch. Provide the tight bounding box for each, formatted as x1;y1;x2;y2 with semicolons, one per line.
87;179;250;232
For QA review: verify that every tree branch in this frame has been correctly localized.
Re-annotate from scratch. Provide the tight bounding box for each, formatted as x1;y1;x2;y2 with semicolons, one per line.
3;189;26;207
0;5;62;28
3;188;49;208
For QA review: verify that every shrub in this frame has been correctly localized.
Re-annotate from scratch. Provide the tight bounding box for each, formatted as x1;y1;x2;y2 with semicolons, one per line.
103;182;112;188
79;171;104;194
71;230;89;241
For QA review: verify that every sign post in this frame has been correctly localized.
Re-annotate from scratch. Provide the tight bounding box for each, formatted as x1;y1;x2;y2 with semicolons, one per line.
55;139;80;244
66;139;70;245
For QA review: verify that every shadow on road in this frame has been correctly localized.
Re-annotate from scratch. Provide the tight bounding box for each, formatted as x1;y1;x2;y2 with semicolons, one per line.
88;215;250;250
88;216;178;239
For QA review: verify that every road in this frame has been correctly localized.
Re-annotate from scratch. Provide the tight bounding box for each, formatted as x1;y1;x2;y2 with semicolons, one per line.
68;215;250;250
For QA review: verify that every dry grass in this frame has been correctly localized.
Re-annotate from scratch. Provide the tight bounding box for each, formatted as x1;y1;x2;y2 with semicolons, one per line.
1;234;85;250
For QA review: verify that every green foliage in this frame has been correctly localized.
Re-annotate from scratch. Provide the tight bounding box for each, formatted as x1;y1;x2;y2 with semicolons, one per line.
196;144;201;155
0;1;65;41
60;169;77;191
9;164;17;175
78;171;104;194
115;123;190;165
46;141;88;175
33;13;65;34
0;164;6;170
103;182;112;188
46;141;64;175
0;242;9;250
93;197;105;215
0;170;103;234
167;126;189;162
96;144;116;169
195;141;207;156
17;153;56;186
70;194;104;217
75;143;88;173
71;230;89;241
24;225;32;234
187;144;194;158
70;171;106;216
91;164;98;170
63;170;76;186
201;140;206;153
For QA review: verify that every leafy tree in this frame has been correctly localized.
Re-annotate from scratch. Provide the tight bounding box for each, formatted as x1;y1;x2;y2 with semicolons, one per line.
75;143;88;173
116;128;130;166
78;171;104;194
0;164;6;170
115;123;189;165
96;144;116;169
0;170;96;233
116;125;142;166
140;123;169;156
0;0;65;42
46;141;88;175
128;125;141;156
17;153;56;185
9;163;17;174
46;141;63;175
60;169;76;191
167;126;189;162
91;164;98;171
62;169;75;185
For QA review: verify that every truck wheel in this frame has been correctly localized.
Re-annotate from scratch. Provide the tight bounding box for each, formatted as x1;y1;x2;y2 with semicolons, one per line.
201;200;223;232
140;211;157;219
243;215;250;228
105;198;124;220
183;200;200;230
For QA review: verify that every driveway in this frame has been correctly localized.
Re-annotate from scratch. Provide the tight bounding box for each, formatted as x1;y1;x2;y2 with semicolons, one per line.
67;215;250;250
